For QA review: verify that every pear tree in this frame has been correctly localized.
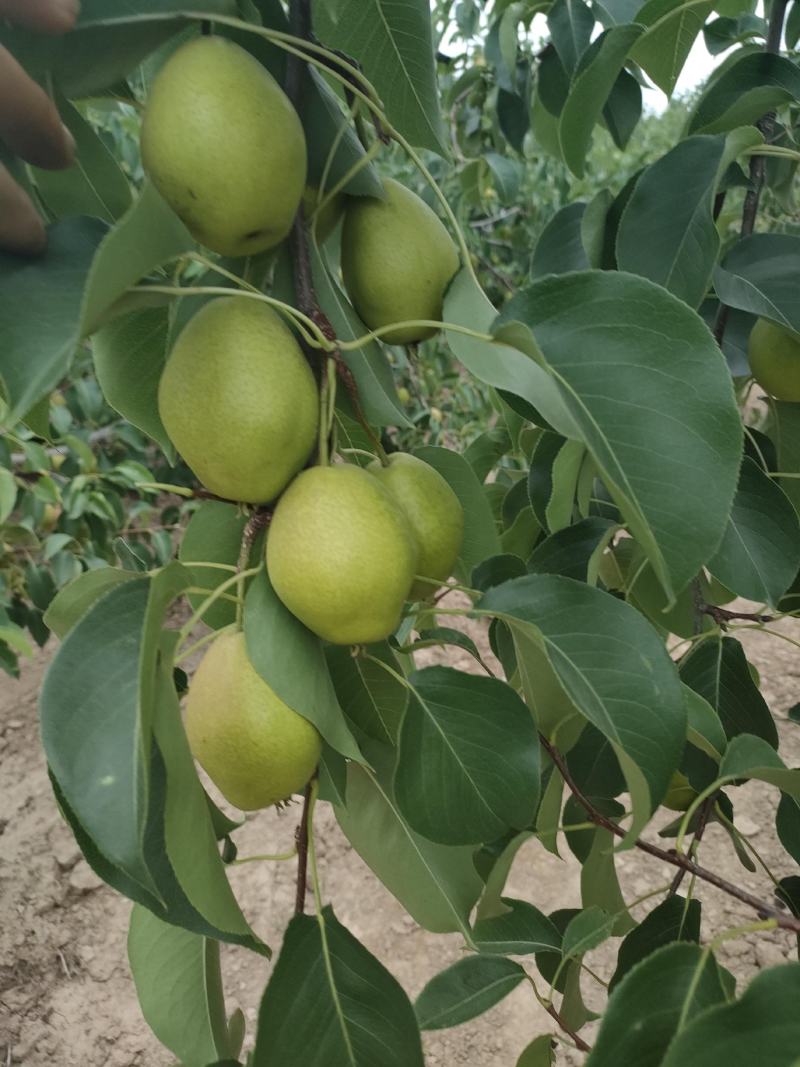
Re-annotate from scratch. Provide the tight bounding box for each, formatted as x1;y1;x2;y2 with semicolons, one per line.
2;0;800;1065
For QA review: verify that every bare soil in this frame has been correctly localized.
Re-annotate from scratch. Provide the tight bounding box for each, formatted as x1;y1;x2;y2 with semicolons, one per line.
2;598;799;1066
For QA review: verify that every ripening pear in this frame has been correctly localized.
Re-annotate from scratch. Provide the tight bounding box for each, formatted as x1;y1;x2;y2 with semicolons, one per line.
341;178;460;345
370;453;463;600
141;36;307;257
747;317;800;402
266;464;418;644
158;297;318;503
184;631;321;811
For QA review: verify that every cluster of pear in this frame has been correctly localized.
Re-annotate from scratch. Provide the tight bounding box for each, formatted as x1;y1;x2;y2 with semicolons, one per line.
141;36;464;810
747;317;800;402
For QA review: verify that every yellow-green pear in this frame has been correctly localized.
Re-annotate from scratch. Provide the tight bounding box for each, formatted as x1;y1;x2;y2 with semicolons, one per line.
141;36;307;257
341;178;460;345
266;464;417;644
184;631;321;811
748;317;800;402
302;185;345;243
158;297;318;503
370;453;463;600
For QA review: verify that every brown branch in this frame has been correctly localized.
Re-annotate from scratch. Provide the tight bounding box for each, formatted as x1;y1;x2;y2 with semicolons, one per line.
545;1003;591;1054
702;603;774;626
669;795;713;896
540;735;800;933
714;0;789;347
294;782;314;914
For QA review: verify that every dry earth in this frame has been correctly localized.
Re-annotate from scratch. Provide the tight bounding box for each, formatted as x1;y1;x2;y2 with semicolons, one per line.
1;597;799;1066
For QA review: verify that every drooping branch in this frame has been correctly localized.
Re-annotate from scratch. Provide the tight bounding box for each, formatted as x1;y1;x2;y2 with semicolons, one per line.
539;735;800;933
714;0;790;346
294;781;314;914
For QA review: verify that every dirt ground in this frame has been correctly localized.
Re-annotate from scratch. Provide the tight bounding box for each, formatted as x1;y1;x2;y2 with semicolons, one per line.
2;597;799;1067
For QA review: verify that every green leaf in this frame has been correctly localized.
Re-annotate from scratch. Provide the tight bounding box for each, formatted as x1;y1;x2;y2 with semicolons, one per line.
0;1;236;97
81;181;195;336
603;69;642;150
680;636;778;748
313;0;447;156
562;906;615;959
326;643;407;744
660;963;800;1067
683;684;727;760
609;895;701;991
631;0;714;96
0;468;17;524
128;907;233;1067
244;570;361;761
558;25;644;177
179;502;253;631
580;828;634;934
548;0;595;74
531;202;590;278
404;627;490;673
252;907;424;1066
394;666;540;845
708;457;800;607
496;271;743;600
688;52;800;135
586;942;729;1066
516;1035;555;1067
335;754;482;936
43;565;138;638
484;152;523;203
714;233;800;335
312;245;410;428
32;94;132;223
41;577;158;895
716;733;800;799
616;135;731;308
413;445;502;577
473;898;561;955
480;575;686;839
0;216;108;420
93;306;173;455
529;517;616;580
777;793;800;864
771;400;800;517
414;956;525;1030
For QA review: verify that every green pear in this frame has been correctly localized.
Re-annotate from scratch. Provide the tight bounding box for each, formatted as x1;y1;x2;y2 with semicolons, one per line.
158;297;318;503
184;631;321;811
266;464;417;644
302;185;345;243
341;178;460;345
748;317;800;402
370;453;463;600
141;36;307;257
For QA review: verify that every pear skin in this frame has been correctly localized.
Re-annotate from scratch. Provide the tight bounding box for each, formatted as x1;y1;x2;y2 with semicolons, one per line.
158;297;318;503
184;631;321;811
748;317;800;402
141;36;307;257
341;179;459;345
266;464;418;644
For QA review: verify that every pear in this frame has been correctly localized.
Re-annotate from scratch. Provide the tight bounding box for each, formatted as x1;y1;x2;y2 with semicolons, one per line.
266;464;417;644
141;36;307;257
748;317;800;402
158;297;318;503
370;453;463;600
341;178;460;345
184;631;321;811
302;185;345;243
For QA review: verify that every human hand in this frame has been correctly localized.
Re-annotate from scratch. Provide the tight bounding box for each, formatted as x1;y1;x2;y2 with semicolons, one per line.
0;0;80;255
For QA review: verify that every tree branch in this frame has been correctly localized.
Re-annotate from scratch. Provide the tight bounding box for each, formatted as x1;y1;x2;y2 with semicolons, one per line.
545;1003;591;1053
540;735;800;933
714;0;789;346
294;782;313;914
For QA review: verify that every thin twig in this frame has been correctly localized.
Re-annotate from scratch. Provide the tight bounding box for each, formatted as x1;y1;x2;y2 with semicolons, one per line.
545;1003;591;1053
540;735;800;933
294;782;314;914
669;796;713;896
714;0;789;347
702;604;774;626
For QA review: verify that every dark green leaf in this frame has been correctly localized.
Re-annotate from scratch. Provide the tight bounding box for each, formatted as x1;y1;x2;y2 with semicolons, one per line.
472;554;528;592
480;575;686;838
602;69;642;150
395;667;540;845
244;570;361;760
631;0;714;95
43;566;138;638
473;898;561;955
414;955;525;1030
708;457;800;607
777;793;800;864
528;517;616;580
0;216;108;419
562;906;615;958
547;0;594;74
252;907;424;1067
531;202;590;278
516;1035;555;1067
326;643;407;744
716;733;800;799
179;502;252;631
688;52;800;135
714;233;800;335
660;963;800;1067
680;636;778;748
609;895;701;991
496;271;743;599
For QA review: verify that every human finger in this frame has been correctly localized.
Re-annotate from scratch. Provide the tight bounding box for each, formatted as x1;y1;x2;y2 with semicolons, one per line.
0;44;75;168
0;0;80;35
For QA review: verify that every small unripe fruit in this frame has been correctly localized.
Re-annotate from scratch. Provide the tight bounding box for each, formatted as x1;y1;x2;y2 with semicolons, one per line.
747;317;800;402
